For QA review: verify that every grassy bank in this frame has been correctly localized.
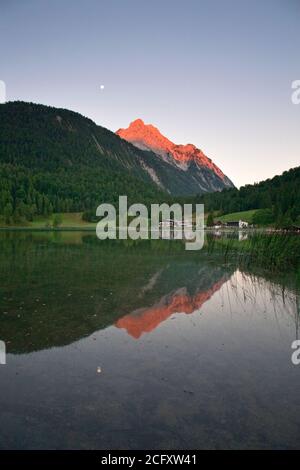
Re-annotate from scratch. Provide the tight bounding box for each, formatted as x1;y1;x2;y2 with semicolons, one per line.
217;209;257;224
0;212;96;229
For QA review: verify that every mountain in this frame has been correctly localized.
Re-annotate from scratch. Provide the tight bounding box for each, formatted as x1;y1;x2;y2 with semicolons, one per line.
0;102;234;223
117;118;234;192
0;102;169;221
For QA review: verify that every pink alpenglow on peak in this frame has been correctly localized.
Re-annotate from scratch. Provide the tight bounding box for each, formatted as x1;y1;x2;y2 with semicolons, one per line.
116;119;174;157
116;119;229;182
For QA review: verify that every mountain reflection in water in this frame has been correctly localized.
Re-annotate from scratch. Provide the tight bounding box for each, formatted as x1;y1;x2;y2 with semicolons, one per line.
0;232;299;450
115;277;228;338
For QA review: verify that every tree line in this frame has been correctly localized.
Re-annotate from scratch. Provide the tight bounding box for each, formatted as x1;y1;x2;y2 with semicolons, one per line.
196;166;300;227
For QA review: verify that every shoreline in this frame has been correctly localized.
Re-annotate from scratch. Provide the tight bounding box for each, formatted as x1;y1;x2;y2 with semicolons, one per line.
0;226;299;234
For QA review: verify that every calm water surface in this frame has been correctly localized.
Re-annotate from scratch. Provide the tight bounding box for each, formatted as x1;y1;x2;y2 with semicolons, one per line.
0;232;299;449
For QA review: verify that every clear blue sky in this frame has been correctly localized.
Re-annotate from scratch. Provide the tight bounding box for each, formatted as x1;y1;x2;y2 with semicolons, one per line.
1;0;299;187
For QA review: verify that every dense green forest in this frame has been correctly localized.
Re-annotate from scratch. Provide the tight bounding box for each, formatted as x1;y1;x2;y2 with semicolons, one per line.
196;166;300;227
0;162;166;224
0;101;169;224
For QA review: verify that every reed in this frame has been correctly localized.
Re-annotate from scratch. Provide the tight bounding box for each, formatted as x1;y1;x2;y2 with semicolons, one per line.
206;232;300;272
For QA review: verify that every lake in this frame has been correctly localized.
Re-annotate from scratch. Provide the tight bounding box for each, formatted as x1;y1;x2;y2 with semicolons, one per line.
0;231;299;449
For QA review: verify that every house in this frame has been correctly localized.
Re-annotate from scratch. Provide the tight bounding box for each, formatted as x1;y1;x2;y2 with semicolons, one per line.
159;219;175;228
174;220;193;229
226;220;249;229
214;220;226;229
239;220;249;229
159;219;194;229
226;221;239;227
